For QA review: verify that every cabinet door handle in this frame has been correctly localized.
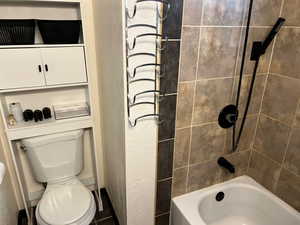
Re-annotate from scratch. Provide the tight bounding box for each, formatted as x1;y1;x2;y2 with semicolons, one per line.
45;64;49;72
38;65;42;72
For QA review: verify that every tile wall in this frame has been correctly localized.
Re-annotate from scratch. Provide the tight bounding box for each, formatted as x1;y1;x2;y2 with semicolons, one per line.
156;1;300;224
249;0;300;211
173;0;254;199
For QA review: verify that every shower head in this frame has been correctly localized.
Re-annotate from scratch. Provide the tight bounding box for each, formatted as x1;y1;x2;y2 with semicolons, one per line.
251;17;285;61
261;17;286;54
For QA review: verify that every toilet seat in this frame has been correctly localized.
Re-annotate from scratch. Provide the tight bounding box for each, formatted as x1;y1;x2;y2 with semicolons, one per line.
36;179;96;225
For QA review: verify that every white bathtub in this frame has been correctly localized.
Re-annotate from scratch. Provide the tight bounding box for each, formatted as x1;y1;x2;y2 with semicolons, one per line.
171;176;300;225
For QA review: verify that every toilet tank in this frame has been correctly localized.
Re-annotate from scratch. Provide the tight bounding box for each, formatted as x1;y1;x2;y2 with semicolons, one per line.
22;130;84;183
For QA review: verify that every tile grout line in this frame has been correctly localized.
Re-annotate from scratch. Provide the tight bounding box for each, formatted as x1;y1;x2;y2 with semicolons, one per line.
157;177;173;182
188;149;252;169
182;25;300;29
182;25;273;28
246;146;254;174
161;92;178;96
199;76;236;80
155;211;170;218
260;113;292;127
163;39;181;42
176;113;258;131
184;125;192;193
158;137;175;143
177;73;268;85
94;216;114;222
173;165;189;171
269;72;300;82
175;125;192;130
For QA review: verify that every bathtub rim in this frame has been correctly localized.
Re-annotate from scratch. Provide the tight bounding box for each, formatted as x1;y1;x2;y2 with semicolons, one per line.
171;175;300;225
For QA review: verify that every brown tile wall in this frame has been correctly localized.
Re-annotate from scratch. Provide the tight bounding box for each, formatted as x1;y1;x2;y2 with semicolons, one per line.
156;0;300;222
249;0;300;211
173;0;300;212
173;0;253;198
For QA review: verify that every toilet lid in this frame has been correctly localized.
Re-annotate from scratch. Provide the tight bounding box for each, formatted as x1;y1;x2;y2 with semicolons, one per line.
39;184;91;225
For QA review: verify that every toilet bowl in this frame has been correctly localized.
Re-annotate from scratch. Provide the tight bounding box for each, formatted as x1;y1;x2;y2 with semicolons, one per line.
36;178;96;225
22;130;96;225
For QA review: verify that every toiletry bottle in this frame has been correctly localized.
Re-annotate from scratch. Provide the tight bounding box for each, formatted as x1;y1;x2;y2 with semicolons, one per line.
8;114;16;126
9;102;23;122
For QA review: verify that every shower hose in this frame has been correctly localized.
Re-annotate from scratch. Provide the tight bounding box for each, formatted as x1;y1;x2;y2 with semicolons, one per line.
232;0;256;152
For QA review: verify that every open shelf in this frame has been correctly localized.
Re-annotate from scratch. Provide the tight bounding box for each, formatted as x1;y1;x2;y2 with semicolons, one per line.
0;43;84;49
20;0;82;3
6;116;93;140
0;82;88;93
0;0;103;221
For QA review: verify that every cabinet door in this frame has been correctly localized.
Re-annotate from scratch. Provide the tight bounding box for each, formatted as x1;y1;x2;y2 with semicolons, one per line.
0;48;45;89
41;47;87;86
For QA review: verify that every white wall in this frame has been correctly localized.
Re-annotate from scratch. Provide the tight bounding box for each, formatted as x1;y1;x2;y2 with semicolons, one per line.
91;0;127;224
0;148;18;225
124;1;158;225
92;1;159;225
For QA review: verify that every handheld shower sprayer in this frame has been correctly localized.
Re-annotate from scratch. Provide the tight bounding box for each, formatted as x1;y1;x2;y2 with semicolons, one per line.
232;17;286;152
251;17;286;60
218;16;286;155
262;18;285;51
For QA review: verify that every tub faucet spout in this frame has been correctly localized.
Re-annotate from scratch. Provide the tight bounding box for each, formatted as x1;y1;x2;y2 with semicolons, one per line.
218;157;235;173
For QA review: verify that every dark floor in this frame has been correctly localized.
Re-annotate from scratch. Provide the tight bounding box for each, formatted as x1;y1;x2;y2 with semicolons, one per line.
90;189;119;225
28;189;119;225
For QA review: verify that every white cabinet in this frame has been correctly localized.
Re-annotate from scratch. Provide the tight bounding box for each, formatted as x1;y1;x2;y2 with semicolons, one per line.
0;46;87;90
0;48;45;89
41;47;87;85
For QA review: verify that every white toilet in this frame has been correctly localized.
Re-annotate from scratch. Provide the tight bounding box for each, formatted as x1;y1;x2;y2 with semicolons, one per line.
22;129;96;225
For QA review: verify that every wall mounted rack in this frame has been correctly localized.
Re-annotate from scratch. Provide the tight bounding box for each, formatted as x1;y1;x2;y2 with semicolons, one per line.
125;0;170;127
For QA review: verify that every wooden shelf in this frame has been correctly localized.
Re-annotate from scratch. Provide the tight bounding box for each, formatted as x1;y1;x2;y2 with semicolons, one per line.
6;116;93;140
0;82;88;94
21;0;82;3
1;0;82;3
0;44;84;49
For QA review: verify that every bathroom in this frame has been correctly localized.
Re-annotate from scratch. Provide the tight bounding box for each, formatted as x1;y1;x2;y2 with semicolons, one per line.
0;0;299;225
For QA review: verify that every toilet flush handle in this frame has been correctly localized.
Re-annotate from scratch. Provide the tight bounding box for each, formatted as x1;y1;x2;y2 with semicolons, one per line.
20;145;27;152
16;141;27;152
16;142;27;152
